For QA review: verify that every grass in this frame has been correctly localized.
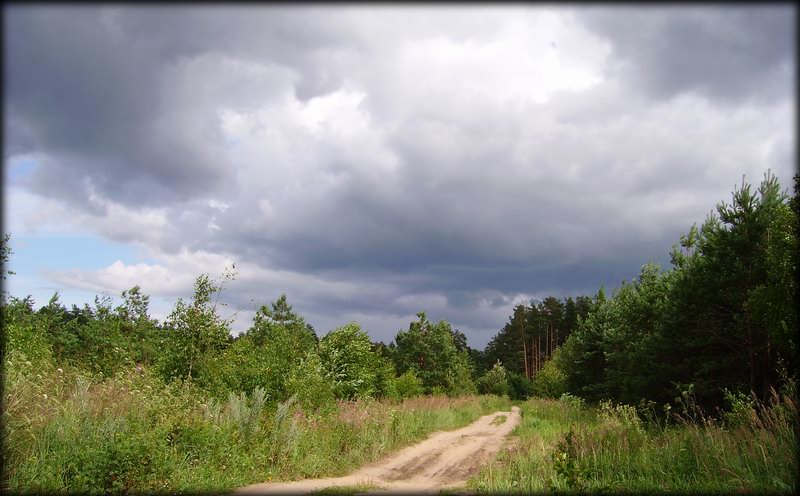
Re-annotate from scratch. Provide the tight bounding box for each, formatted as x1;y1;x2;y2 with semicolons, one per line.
468;391;798;493
2;350;512;493
311;483;378;495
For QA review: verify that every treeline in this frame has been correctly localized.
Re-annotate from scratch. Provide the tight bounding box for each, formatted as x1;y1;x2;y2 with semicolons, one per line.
3;271;483;412
481;172;797;413
479;296;593;375
2;172;796;416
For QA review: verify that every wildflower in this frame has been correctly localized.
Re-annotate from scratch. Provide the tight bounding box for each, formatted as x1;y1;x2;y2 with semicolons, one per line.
43;394;48;399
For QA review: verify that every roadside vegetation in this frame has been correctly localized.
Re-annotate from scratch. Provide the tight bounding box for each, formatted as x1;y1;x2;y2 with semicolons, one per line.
471;388;797;493
1;172;796;493
3;345;509;492
469;172;799;494
1;233;511;492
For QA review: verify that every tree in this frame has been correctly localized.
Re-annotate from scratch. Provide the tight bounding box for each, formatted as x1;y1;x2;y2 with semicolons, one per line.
392;312;476;394
286;350;337;413
553;173;797;412
206;295;319;401
246;294;317;346
532;347;567;398
476;361;509;397
115;286;160;365
159;273;233;382
392;370;424;399
558;288;609;402
319;322;378;399
659;172;796;406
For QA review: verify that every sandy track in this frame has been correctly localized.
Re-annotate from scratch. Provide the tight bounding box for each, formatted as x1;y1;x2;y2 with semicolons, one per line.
236;406;521;495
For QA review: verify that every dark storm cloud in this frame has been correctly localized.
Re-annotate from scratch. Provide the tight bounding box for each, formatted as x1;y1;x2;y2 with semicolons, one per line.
576;5;795;103
5;5;795;347
5;6;232;208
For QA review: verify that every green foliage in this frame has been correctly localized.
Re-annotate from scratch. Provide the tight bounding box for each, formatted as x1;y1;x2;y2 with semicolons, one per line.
551;172;797;412
531;351;567;399
470;389;797;493
246;294;317;346
115;285;161;366
3;296;54;367
392;370;424;399
446;350;478;397
286;351;336;413
319;322;378;399
551;429;585;491
476;361;509;397
3;347;508;494
392;312;476;395
483;296;592;377
721;389;757;429
195;335;264;399
159;273;233;382
506;372;534;401
556;289;609;402
199;294;320;402
371;354;398;399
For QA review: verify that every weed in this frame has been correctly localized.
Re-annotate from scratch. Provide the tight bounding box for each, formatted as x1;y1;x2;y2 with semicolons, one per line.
551;428;585;491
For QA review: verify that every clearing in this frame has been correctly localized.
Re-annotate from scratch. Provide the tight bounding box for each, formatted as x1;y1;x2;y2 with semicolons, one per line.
236;406;521;494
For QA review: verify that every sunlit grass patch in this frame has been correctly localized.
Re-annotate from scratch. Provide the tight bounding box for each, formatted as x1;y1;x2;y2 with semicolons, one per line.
469;390;798;494
312;483;379;495
3;355;513;494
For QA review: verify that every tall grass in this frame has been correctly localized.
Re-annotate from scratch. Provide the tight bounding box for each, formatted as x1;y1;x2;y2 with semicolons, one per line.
470;388;798;493
2;353;512;493
468;395;594;493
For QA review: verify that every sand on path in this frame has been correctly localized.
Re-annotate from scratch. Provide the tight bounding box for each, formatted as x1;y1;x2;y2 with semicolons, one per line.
236;405;521;494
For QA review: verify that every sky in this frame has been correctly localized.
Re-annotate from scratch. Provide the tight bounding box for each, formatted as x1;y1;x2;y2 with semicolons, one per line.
3;4;796;349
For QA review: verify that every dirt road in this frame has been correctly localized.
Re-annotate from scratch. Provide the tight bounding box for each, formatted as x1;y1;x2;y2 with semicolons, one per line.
236;405;521;494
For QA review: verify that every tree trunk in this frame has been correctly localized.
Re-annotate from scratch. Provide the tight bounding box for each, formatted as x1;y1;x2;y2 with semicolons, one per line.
537;333;541;371
523;340;529;379
520;317;529;379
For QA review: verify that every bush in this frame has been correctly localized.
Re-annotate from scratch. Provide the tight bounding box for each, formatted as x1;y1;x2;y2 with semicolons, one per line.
286;351;336;414
532;356;566;398
4;296;53;368
559;392;586;411
446;354;478;397
722;389;757;429
393;370;424;399
507;372;534;400
476;361;509;397
319;323;378;399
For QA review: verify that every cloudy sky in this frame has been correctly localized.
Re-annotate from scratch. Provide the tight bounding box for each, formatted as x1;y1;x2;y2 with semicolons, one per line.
3;5;795;348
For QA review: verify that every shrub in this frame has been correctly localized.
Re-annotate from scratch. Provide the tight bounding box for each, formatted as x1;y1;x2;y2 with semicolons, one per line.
286;351;337;414
559;392;586;411
722;388;757;429
446;355;478;397
597;399;643;432
393;370;424;399
531;357;566;398
319;323;377;399
476;361;509;397
507;372;534;400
